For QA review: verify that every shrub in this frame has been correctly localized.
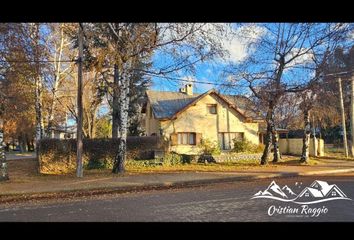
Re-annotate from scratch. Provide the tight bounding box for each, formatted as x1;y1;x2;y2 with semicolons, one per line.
162;152;184;166
232;139;264;153
198;138;221;155
180;154;198;163
38;137;161;174
126;159;162;167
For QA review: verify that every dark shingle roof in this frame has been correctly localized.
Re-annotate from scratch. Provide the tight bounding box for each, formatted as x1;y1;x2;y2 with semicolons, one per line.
222;94;263;120
146;90;199;119
146;90;264;120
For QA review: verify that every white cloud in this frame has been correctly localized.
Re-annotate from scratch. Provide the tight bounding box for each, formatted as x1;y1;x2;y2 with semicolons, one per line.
284;48;314;69
221;38;248;63
350;30;354;39
157;23;266;65
220;24;267;63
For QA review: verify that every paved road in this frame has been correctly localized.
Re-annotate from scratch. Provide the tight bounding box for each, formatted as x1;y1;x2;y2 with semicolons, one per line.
1;176;354;221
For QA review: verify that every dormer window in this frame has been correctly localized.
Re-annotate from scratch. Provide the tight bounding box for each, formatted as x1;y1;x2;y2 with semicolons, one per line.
207;104;217;114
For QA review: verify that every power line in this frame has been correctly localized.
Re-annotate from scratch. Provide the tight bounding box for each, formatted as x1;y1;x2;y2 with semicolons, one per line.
0;60;77;63
143;72;250;88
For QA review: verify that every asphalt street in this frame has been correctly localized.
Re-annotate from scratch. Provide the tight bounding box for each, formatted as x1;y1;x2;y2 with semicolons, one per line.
1;176;354;222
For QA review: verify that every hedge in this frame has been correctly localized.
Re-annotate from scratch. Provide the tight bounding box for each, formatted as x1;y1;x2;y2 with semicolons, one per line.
38;136;163;174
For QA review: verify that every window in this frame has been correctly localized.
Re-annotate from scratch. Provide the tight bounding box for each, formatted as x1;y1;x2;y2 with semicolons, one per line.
218;132;244;150
305;192;309;197
207;104;217;114
178;133;196;145
331;191;337;196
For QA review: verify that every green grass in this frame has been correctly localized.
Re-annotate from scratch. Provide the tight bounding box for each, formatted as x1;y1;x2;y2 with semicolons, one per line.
322;146;354;161
125;159;276;173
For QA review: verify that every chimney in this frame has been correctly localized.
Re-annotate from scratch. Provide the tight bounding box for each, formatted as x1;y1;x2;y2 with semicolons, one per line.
179;87;186;93
186;83;193;95
179;84;193;95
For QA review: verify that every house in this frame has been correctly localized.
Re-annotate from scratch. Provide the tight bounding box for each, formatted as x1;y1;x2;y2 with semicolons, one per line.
297;180;347;199
310;180;347;198
297;187;324;198
48;126;76;139
142;84;264;155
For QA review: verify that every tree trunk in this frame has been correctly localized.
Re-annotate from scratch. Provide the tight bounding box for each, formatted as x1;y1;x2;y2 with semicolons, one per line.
312;115;317;157
33;23;43;173
47;76;59;137
112;64;121;139
272;128;281;163
113;66;130;173
34;76;44;141
350;74;354;157
261;104;274;165
76;24;84;178
18;133;27;153
338;77;349;157
26;134;31;152
300;108;311;163
47;25;65;138
0;119;9;181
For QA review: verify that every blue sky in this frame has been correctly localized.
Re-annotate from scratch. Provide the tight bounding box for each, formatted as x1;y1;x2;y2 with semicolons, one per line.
148;23;273;96
72;23;354;124
149;23;354;98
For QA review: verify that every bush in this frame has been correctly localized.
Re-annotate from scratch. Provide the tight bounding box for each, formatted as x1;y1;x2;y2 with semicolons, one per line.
180;154;198;163
38;137;161;174
162;152;184;166
126;159;162;167
232;139;264;153
198;138;221;155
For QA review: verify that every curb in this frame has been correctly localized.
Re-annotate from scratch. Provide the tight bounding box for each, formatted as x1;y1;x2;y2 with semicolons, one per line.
298;168;354;176
1;168;354;204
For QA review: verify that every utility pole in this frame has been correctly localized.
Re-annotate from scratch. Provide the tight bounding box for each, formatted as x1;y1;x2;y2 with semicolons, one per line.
338;77;349;158
76;23;84;178
350;74;354;157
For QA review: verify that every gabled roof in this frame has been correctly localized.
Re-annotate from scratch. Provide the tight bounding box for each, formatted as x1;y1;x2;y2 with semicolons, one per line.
299;187;324;198
324;185;347;198
145;90;199;119
310;180;332;195
144;89;264;121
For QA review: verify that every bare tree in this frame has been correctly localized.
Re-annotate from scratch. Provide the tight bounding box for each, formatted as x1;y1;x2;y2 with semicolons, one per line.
299;89;317;163
45;23;75;137
82;23;230;173
226;23;352;164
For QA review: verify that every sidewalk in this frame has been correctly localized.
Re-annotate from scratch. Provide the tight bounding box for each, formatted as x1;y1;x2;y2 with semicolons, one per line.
1;157;354;203
5;152;36;160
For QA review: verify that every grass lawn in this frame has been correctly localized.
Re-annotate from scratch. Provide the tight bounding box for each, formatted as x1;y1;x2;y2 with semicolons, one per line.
322;146;354;161
125;159;273;173
4;154;323;184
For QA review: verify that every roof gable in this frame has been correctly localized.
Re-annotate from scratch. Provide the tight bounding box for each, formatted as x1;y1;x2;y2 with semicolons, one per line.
145;90;199;119
324;185;347;198
298;187;324;198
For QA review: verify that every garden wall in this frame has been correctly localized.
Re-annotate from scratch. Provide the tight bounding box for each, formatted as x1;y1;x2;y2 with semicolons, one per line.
199;153;262;163
38;136;164;174
278;138;324;156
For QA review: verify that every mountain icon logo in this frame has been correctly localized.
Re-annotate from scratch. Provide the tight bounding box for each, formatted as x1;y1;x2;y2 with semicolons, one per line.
252;180;352;204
